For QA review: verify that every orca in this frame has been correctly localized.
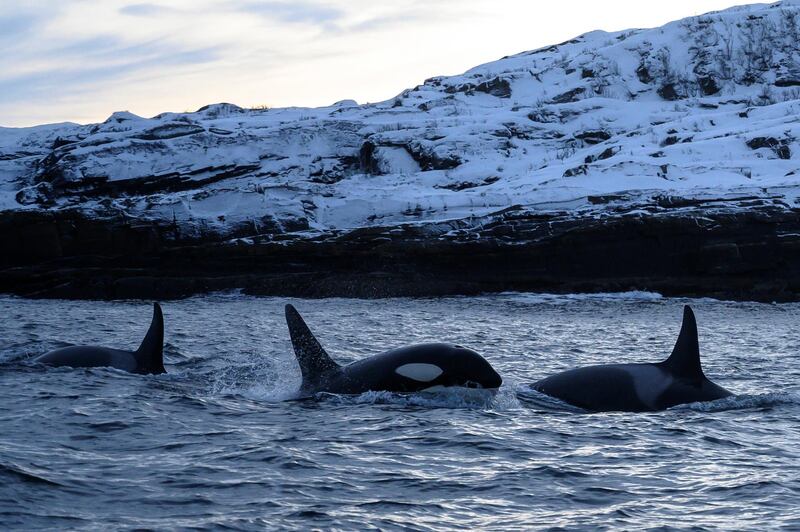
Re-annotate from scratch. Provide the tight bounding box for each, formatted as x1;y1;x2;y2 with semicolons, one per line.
284;304;502;396
530;305;732;412
34;303;165;375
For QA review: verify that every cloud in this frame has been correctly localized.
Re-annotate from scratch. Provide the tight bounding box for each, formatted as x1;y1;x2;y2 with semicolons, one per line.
0;9;58;47
338;10;428;34
119;3;175;17
0;12;40;36
231;1;345;25
1;0;745;127
0;1;473;126
49;35;124;56
0;42;224;101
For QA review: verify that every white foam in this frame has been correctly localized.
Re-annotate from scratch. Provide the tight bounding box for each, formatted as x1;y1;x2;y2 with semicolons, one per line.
497;291;664;304
314;388;498;409
674;392;800;412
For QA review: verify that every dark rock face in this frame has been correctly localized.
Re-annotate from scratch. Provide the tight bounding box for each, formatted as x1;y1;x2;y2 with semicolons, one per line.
3;204;800;302
563;165;588;177
434;176;500;191
584;146;618;164
746;137;792;159
549;87;586;104
574;130;612;144
658;83;686;101
404;140;461;170
697;76;720;95
636;65;652;84
444;77;511;98
662;135;680;146
475;77;512;98
359;139;460;174
359;141;378;174
15;183;56;206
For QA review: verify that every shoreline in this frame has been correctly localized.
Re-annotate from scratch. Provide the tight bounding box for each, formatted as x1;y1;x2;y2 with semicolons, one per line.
2;203;799;302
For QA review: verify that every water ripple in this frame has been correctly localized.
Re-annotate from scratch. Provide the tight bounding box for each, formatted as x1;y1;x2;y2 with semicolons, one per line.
0;294;798;529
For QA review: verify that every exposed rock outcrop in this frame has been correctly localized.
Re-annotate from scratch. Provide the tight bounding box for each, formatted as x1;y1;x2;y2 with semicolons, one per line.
2;2;800;300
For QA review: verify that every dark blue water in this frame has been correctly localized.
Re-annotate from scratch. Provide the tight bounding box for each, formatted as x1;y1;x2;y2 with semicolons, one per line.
1;293;798;530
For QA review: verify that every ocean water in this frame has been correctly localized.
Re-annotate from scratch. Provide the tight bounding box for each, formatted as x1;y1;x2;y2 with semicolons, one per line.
0;293;798;530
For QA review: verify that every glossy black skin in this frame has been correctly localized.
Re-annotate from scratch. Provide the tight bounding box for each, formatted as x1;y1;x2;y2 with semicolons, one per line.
284;304;502;397
35;347;144;373
530;306;733;412
33;303;165;375
532;363;732;412
303;343;503;396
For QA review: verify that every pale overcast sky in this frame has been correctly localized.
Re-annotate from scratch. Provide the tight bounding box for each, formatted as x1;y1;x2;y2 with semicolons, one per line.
0;0;763;127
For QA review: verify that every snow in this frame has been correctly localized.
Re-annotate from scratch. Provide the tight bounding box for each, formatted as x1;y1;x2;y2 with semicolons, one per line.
1;1;799;236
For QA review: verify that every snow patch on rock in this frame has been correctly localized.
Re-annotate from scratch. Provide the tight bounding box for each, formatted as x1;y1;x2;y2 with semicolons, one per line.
1;1;800;238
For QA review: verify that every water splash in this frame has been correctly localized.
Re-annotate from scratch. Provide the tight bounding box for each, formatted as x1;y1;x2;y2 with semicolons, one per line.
312;388;499;409
496;290;664;304
676;392;800;412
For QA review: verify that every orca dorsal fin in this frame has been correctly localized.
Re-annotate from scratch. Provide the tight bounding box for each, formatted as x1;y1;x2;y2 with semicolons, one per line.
662;305;703;382
134;303;165;374
284;304;340;389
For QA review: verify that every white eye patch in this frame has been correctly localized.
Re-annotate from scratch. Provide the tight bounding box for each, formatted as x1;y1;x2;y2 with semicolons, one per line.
395;363;443;382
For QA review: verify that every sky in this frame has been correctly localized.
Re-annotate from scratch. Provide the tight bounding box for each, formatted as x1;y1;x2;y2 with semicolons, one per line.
0;0;762;127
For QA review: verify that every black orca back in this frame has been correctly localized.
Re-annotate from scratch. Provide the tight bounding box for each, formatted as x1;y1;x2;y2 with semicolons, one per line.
283;304;501;395
34;302;165;375
533;364;652;412
532;305;733;412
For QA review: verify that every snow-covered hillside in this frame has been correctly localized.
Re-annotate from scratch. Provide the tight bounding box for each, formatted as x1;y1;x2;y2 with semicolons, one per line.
2;1;800;238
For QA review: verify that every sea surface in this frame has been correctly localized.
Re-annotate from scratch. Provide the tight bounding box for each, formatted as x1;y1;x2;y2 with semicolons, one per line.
0;292;798;530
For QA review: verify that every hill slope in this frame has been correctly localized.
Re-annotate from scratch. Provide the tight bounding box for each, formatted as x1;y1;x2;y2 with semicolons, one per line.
2;1;800;300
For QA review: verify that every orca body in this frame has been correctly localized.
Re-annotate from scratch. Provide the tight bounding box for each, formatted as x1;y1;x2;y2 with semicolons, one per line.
285;304;502;396
34;303;165;375
531;306;732;412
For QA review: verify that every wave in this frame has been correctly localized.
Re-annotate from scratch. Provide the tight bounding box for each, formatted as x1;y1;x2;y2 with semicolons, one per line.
675;392;800;412
234;382;300;403
515;386;800;413
309;387;500;409
495;291;664;304
0;462;64;487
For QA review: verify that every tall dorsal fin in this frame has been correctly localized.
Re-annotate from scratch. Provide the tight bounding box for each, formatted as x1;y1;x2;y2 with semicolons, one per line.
134;303;165;374
661;305;703;381
284;304;340;389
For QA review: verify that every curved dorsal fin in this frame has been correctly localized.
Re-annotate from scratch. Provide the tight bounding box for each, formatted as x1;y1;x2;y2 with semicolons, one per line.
134;303;165;374
284;304;340;389
661;305;703;381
